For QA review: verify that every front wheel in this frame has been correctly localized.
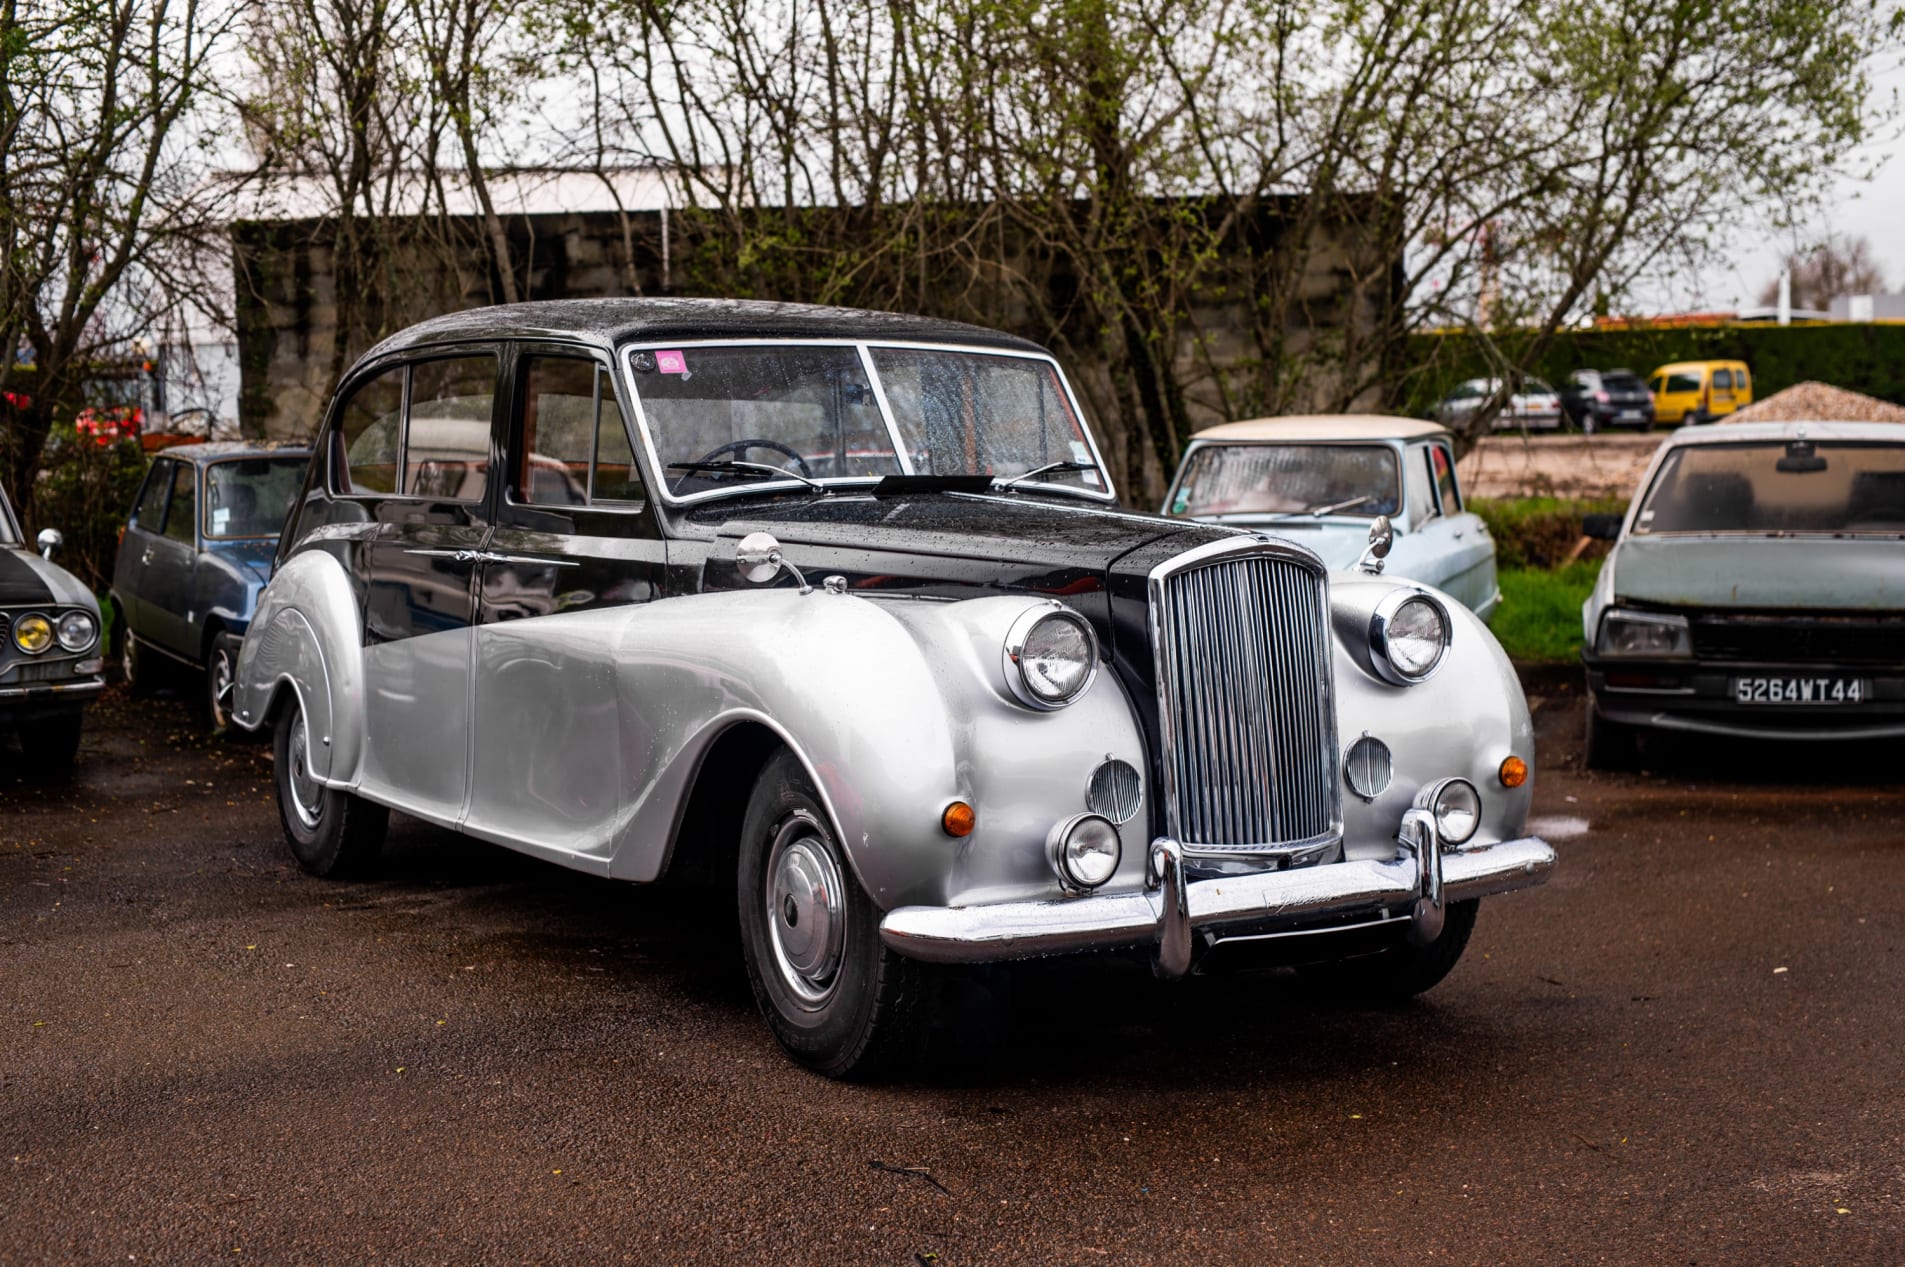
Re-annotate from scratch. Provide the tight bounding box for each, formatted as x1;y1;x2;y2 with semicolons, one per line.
737;752;938;1078
115;617;156;697
1301;899;1480;1003
273;695;387;877
203;632;242;732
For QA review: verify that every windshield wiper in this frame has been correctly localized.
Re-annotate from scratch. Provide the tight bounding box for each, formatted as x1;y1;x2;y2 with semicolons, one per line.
1260;493;1378;521
993;459;1099;492
666;460;828;493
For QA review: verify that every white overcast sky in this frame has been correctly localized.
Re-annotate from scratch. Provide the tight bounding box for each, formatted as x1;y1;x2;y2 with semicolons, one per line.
1690;58;1905;311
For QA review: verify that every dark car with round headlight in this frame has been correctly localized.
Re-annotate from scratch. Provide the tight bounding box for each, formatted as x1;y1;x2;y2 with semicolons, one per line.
231;299;1555;1077
0;480;104;777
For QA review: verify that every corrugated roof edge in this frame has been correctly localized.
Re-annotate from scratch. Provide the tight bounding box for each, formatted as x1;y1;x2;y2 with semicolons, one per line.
360;298;1051;362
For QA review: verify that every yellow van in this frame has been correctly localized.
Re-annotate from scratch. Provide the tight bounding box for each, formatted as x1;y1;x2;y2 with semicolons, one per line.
1649;360;1752;425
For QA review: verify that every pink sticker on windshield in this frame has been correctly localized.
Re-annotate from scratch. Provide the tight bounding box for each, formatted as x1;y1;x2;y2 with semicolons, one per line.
654;349;688;375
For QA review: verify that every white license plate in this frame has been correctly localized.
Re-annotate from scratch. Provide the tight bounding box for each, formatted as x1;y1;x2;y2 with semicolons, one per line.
1732;676;1870;705
1617;410;1643;421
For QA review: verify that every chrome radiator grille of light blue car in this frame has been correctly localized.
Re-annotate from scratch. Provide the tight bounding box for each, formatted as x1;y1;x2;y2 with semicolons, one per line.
1149;544;1341;855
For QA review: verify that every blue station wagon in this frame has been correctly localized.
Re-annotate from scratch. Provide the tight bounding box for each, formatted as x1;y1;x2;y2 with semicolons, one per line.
110;442;312;728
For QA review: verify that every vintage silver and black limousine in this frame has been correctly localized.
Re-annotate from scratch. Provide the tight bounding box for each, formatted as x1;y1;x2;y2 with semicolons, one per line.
233;299;1555;1076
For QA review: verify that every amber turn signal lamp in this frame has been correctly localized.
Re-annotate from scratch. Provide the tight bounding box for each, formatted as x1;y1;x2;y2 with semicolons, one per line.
941;801;977;838
1498;755;1528;789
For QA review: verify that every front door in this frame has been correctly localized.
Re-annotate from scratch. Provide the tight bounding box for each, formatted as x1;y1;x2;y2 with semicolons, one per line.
142;459;201;657
467;346;668;866
356;351;501;825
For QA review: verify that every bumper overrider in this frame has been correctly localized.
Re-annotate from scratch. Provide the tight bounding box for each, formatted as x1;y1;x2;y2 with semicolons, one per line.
882;806;1555;977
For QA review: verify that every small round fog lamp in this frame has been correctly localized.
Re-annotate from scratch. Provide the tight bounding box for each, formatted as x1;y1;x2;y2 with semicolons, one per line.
1417;777;1480;845
1045;813;1121;891
1498;755;1528;789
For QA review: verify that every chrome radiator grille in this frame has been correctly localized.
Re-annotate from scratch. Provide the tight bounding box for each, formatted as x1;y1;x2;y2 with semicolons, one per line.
1150;545;1339;852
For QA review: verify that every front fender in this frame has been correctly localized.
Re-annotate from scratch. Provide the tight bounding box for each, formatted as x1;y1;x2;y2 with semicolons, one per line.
582;588;1148;910
231;549;365;784
1329;575;1534;858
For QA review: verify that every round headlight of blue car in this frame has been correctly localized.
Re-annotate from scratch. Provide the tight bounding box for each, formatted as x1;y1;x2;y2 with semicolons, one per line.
1369;590;1451;685
1002;605;1098;709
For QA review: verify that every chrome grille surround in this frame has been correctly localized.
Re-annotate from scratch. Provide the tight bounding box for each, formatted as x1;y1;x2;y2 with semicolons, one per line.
1147;537;1341;862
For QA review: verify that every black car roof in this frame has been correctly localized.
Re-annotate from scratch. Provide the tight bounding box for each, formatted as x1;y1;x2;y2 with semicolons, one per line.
359;298;1051;361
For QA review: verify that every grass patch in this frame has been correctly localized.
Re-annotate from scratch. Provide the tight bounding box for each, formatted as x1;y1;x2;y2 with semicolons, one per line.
1489;561;1602;663
1470;495;1627;569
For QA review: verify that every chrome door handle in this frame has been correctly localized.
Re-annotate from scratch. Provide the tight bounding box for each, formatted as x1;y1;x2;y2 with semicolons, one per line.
404;547;484;564
141;548;154;565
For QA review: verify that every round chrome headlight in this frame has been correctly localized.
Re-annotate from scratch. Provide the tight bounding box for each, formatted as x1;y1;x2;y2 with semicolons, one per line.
56;610;97;653
1003;606;1098;709
13;613;54;655
1046;813;1122;890
1417;777;1481;845
1369;591;1450;684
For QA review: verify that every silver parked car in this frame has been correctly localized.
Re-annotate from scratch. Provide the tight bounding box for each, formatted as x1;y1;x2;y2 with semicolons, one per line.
232;299;1555;1076
1436;377;1564;432
1163;416;1500;618
1581;420;1905;766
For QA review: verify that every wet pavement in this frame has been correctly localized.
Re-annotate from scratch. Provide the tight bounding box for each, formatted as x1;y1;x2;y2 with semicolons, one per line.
2;679;1902;1264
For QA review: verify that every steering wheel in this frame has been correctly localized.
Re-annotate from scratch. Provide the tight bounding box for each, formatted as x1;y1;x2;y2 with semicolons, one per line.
694;439;814;478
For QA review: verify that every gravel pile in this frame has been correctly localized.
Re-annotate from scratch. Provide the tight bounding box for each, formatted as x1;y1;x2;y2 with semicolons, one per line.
1724;381;1905;424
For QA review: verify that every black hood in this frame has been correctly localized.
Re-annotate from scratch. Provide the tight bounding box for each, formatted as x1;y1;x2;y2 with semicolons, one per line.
0;547;58;606
685;489;1245;664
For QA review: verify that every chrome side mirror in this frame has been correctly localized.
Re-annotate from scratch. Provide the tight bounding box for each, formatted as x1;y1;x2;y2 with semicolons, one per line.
1355;515;1393;575
36;528;63;560
735;531;811;595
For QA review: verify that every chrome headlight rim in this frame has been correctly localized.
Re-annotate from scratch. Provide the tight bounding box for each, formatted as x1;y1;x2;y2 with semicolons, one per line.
1595;608;1692;659
55;609;98;653
1367;589;1451;685
1415;776;1481;845
1045;812;1123;891
12;611;55;656
1002;603;1100;711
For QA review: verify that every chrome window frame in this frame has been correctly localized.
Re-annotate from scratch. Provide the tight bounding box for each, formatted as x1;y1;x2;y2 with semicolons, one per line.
1145;535;1343;863
616;338;1119;508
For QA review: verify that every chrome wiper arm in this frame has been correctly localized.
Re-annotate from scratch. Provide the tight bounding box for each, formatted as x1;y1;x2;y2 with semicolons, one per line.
1305;493;1377;517
666;460;828;493
993;459;1098;492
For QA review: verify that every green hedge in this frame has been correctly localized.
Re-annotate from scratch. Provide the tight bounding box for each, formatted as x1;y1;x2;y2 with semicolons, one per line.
1399;323;1905;418
1469;495;1627;570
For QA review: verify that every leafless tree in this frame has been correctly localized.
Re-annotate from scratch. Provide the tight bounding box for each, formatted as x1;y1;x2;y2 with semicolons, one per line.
1759;234;1888;311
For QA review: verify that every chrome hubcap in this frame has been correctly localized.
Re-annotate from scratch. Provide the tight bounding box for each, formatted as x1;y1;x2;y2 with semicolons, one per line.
209;650;232;726
765;814;846;1009
284;710;323;829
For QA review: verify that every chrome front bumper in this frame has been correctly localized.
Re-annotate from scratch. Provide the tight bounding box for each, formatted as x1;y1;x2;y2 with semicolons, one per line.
880;811;1555;977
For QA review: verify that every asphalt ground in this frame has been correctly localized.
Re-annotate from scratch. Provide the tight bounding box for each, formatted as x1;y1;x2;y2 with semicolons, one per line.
2;677;1902;1265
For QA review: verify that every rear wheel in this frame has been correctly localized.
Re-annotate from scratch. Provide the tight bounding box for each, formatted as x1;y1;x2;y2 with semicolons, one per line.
115;618;156;697
273;694;387;877
1302;900;1480;1002
737;751;939;1078
1585;702;1640;771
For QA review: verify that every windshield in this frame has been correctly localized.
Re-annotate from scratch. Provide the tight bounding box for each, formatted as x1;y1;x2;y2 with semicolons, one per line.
1636;442;1905;536
1166;444;1401;519
628;343;1104;499
205;457;309;540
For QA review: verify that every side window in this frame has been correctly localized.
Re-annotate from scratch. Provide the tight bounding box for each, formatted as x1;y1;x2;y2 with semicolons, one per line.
1405;444;1439;525
405;356;496;501
163;463;197;543
518;356;646;507
1737;367;1751;392
336;365;405;494
133;462;173;532
1712;368;1732;391
1431;442;1460;512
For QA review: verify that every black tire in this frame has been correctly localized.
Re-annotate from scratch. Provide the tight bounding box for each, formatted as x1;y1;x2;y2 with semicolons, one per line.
273;694;387;877
115;616;155;697
202;632;242;733
17;711;83;781
1585;702;1639;771
1301;899;1480;1003
736;751;939;1079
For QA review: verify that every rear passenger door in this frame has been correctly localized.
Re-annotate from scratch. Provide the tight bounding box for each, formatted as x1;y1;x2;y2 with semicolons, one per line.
349;349;501;826
467;344;668;864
